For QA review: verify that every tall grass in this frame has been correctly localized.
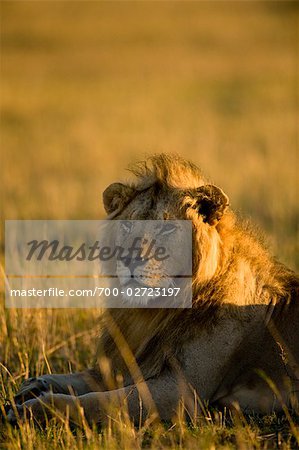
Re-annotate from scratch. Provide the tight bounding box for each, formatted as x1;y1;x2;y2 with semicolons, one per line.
1;2;298;448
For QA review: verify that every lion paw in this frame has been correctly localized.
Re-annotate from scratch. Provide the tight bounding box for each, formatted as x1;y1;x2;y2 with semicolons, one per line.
14;377;51;405
7;394;52;426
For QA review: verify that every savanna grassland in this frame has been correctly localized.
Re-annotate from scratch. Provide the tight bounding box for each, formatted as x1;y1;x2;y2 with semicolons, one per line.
1;1;298;449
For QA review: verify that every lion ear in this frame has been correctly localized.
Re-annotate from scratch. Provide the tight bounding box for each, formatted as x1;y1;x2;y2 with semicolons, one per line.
192;184;229;225
103;183;135;214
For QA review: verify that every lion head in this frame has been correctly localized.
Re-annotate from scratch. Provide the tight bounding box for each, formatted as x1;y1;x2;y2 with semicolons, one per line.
102;154;230;306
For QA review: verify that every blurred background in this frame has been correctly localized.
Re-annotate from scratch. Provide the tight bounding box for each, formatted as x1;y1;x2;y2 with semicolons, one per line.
1;1;298;269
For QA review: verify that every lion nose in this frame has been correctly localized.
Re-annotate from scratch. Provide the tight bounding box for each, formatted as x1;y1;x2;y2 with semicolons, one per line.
123;257;147;275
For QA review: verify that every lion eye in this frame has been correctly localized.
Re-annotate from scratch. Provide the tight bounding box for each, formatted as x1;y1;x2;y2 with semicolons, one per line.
121;221;133;233
160;223;176;235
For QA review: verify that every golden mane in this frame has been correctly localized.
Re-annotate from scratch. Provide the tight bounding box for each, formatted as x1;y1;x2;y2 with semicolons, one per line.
128;153;206;190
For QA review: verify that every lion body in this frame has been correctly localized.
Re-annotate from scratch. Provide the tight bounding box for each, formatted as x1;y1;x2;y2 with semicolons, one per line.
10;154;299;425
95;154;299;414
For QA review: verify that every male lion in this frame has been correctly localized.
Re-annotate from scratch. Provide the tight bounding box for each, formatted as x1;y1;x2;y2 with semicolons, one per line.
8;154;299;425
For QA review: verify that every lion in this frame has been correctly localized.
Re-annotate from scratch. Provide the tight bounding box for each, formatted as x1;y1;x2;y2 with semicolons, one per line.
7;154;299;426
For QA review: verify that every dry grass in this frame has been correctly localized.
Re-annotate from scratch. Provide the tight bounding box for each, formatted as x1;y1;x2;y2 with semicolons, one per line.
1;1;298;448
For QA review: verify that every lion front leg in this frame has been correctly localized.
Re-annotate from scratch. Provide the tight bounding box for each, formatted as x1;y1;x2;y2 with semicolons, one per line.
13;370;103;405
7;393;86;427
75;374;196;425
8;374;193;427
